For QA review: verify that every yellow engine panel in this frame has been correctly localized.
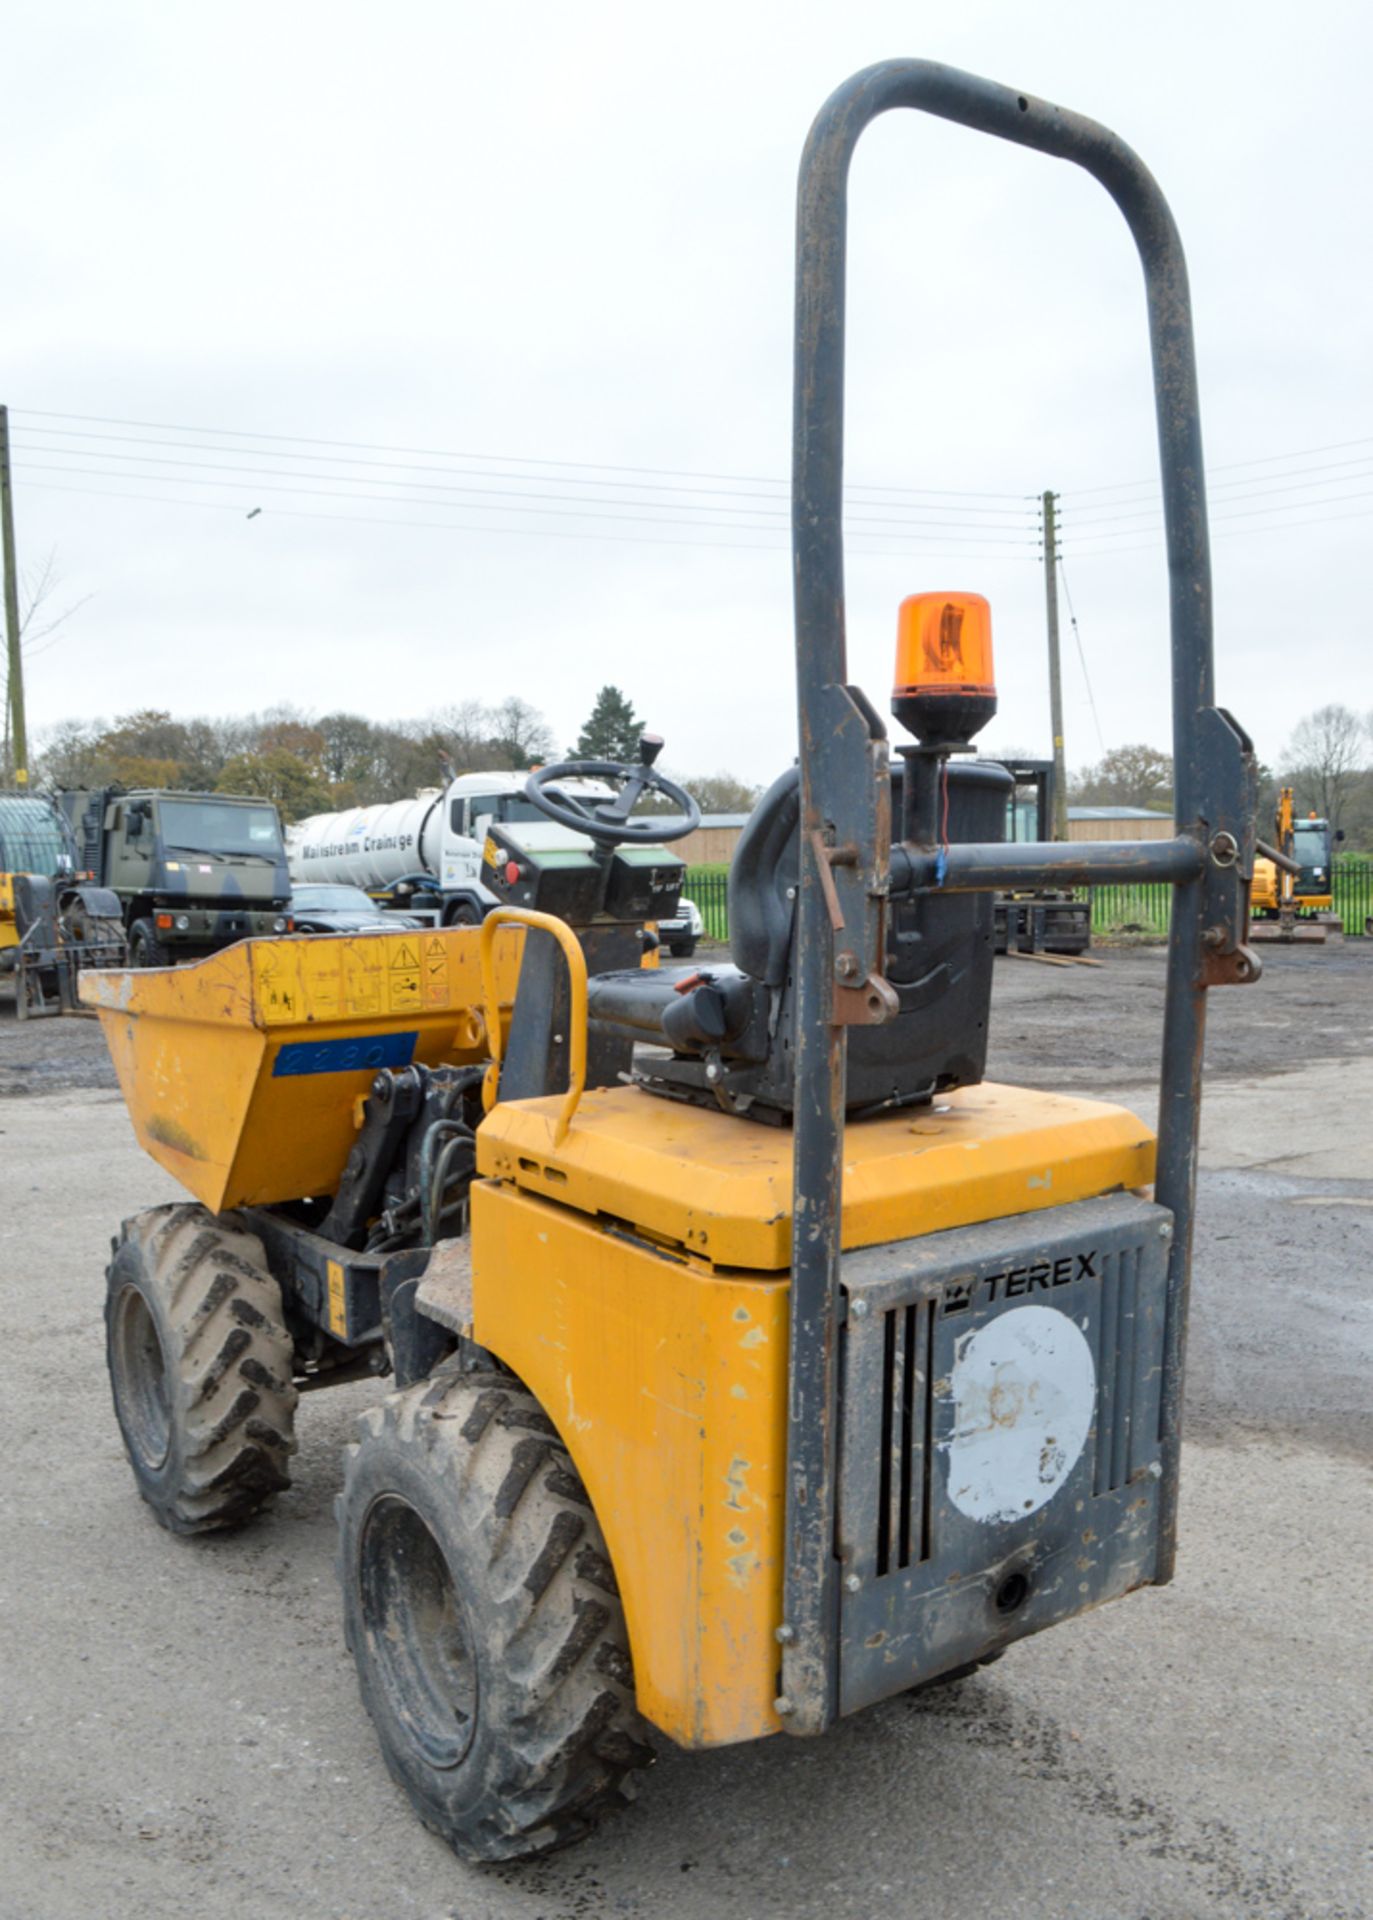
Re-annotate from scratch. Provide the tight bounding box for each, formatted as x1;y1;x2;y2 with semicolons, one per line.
80;926;524;1211
471;1179;789;1748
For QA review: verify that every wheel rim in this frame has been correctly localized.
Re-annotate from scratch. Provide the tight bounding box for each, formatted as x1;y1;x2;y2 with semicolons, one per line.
111;1285;172;1470
359;1495;478;1769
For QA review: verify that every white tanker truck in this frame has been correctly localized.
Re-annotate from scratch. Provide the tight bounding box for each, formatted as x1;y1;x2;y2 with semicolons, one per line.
286;770;620;926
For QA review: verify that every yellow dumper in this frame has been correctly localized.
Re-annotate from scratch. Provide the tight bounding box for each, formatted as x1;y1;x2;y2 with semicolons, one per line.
89;61;1262;1863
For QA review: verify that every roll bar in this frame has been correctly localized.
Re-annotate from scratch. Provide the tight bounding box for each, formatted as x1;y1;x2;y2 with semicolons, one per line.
781;61;1259;1732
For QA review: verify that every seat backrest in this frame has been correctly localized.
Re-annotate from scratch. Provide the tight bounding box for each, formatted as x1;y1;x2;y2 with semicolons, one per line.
728;767;799;987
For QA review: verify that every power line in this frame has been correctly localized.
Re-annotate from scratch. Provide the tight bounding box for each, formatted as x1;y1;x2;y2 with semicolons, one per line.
9;446;1036;537
1066;467;1373;527
13;458;1039;546
16;404;1372;562
1056;554;1107;757
1068;433;1373;498
15;424;1036;517
11;407;1027;502
1062;485;1373;542
1060;501;1373;559
20;406;1373;508
1063;460;1373;528
19;479;1036;565
23;463;1370;563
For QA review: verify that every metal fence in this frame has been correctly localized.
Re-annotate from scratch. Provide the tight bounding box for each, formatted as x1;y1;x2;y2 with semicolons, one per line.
686;868;732;942
1088;884;1172;936
1332;859;1373;932
684;858;1373;946
1089;861;1373;937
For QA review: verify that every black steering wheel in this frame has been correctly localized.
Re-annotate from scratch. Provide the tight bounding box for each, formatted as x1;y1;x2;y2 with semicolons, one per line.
525;742;701;846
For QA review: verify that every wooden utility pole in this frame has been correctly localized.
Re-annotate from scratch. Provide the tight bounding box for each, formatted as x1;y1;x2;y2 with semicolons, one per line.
1;405;29;787
1041;489;1068;839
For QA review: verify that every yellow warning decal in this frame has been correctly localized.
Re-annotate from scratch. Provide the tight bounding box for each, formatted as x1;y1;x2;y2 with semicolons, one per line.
343;945;384;1016
423;932;451;1008
303;952;342;1020
326;1260;348;1338
254;944;301;1025
388;968;422;1011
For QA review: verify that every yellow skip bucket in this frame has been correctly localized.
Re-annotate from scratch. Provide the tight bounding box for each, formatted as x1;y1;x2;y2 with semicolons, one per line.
80;926;523;1213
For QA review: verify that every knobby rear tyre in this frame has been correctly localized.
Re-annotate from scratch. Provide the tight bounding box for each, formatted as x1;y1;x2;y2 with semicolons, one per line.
337;1371;653;1862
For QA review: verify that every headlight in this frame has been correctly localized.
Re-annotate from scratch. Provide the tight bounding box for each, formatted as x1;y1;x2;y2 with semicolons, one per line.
273;916;288;932
175;914;190;931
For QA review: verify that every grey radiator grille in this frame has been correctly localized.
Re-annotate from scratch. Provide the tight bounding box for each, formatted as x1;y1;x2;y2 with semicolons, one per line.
1092;1241;1144;1495
875;1300;937;1576
855;1219;1162;1581
836;1194;1172;1717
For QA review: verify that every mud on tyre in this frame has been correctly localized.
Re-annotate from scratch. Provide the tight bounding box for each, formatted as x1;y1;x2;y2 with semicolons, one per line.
337;1371;654;1862
105;1203;298;1533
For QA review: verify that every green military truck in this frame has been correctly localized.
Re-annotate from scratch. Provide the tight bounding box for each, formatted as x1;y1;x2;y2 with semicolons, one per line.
58;788;294;966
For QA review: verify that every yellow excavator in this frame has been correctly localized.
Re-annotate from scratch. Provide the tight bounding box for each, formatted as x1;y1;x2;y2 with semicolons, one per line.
1250;785;1344;942
83;61;1262;1862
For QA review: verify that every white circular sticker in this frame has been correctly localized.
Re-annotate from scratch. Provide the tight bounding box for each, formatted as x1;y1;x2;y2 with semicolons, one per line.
943;1305;1095;1525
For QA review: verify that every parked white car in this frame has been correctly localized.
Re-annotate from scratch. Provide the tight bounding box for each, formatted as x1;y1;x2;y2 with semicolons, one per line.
657;896;703;959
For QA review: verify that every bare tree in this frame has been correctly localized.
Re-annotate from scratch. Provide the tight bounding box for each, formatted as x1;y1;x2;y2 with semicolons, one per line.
489;697;555;768
1282;704;1366;833
31;716;108;787
17;550;94;658
3;549;94;780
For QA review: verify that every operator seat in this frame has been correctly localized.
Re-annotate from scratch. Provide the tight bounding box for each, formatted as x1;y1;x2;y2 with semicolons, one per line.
584;757;1012;1122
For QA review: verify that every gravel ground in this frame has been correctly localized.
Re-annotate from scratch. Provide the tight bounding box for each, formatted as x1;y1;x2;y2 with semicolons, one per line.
986;938;1373;1094
1;942;1370;1920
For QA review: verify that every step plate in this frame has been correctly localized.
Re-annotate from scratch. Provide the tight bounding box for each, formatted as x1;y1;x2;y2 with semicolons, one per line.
837;1192;1170;1714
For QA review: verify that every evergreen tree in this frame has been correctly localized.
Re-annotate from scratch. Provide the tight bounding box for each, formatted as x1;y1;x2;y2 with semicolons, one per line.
571;686;643;763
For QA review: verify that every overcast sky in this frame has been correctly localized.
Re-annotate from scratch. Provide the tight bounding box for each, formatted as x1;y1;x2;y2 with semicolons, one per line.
5;0;1370;789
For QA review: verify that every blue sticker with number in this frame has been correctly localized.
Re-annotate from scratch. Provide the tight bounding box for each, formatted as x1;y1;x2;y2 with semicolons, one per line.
271;1032;419;1077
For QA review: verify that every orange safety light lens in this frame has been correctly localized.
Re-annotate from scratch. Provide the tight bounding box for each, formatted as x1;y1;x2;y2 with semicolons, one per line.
892;591;997;746
895;591;995;695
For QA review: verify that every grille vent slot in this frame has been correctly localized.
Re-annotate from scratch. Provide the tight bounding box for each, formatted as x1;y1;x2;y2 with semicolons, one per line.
1093;1242;1143;1495
876;1300;936;1576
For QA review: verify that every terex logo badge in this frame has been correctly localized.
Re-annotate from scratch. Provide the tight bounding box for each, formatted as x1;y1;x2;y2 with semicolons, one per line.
941;1250;1099;1315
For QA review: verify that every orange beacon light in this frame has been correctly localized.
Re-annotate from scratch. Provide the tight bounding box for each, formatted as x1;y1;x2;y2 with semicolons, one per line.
893;591;998;746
